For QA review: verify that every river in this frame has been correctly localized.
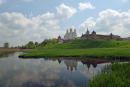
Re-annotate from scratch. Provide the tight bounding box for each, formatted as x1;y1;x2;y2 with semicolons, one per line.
0;52;108;87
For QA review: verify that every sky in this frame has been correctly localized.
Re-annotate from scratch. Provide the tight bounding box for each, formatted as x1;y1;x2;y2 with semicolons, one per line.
0;0;130;46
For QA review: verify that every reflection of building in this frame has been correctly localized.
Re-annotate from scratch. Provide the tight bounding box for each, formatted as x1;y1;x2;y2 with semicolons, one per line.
81;59;108;69
81;29;121;40
82;61;97;70
58;59;62;64
64;60;78;71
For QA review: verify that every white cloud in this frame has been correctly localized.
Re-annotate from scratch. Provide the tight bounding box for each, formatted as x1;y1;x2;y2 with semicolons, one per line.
56;3;77;19
0;0;5;4
0;3;77;46
0;0;33;4
80;9;130;37
0;12;61;46
79;2;95;11
121;0;128;3
19;0;33;2
23;0;33;2
80;17;96;29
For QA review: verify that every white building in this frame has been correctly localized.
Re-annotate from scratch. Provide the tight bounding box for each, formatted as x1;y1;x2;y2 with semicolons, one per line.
64;28;77;40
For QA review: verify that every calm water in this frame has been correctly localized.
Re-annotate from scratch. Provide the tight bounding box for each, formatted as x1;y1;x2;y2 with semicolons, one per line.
0;52;108;87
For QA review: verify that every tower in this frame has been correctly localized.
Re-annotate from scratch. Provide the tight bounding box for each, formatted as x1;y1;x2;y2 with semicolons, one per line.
66;29;69;34
91;30;96;39
92;30;96;35
73;29;77;38
110;33;113;39
64;29;69;40
86;28;89;35
70;28;73;33
58;35;63;43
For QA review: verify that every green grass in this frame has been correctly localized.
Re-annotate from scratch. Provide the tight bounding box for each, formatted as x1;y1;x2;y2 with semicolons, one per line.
20;48;130;58
88;62;130;87
42;39;130;49
21;39;130;58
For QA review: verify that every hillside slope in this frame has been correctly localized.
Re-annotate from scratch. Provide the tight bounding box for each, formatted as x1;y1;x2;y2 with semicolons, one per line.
39;39;130;49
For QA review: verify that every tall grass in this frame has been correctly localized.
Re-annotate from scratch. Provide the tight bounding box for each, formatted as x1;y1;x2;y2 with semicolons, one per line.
0;48;21;57
88;62;130;87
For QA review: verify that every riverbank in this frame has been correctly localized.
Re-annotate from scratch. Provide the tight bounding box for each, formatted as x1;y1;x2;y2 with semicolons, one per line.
0;48;18;57
88;62;130;87
0;48;30;57
19;48;130;59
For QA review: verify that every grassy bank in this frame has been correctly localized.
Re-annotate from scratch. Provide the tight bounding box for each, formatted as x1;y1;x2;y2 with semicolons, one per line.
88;62;130;87
19;48;130;59
41;39;130;49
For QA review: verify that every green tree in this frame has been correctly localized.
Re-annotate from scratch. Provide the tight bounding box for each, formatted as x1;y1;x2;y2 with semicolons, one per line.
35;42;39;47
25;41;36;49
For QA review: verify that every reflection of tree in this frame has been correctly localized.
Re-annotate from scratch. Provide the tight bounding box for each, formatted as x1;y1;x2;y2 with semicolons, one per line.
64;60;78;72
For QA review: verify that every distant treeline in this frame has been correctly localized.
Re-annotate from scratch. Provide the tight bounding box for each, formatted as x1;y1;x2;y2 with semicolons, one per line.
20;39;58;49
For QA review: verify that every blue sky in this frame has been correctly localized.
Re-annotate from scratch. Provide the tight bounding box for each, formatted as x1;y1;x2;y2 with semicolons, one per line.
0;0;130;46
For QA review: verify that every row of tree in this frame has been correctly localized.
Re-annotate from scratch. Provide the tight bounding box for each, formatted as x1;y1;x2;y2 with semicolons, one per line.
20;39;58;49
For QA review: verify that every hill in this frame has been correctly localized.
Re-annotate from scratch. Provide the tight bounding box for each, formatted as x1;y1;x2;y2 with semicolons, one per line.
20;39;130;58
39;39;130;49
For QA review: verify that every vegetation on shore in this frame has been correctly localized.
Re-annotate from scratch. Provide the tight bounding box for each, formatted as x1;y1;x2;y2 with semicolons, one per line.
20;48;130;58
0;48;19;57
88;62;130;87
23;39;130;49
20;39;130;58
40;39;130;49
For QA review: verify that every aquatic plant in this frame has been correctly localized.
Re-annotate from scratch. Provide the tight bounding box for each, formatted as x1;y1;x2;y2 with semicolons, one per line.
88;62;130;87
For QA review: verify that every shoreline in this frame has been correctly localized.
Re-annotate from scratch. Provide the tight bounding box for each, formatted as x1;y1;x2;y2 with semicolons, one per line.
19;48;130;60
0;48;31;57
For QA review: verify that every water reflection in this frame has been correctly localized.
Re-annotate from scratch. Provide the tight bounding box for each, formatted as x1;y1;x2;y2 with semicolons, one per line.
0;52;108;87
64;60;78;71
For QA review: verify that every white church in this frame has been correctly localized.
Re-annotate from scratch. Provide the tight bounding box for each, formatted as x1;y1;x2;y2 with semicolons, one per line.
57;28;77;43
64;28;77;40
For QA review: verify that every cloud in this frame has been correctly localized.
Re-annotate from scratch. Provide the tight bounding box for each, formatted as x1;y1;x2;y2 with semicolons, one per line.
56;3;77;19
0;12;61;46
22;0;33;2
80;9;130;37
0;0;33;4
17;0;33;2
0;0;5;4
78;2;95;11
121;0;128;3
0;3;77;46
80;17;96;29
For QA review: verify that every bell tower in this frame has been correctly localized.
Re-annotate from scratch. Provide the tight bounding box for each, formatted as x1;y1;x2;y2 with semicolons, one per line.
86;28;89;35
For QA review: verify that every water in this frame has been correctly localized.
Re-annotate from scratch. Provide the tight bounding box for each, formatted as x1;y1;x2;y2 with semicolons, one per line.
0;52;108;87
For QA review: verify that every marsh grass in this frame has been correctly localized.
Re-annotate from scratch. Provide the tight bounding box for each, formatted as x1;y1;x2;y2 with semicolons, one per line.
88;62;130;87
0;48;20;57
